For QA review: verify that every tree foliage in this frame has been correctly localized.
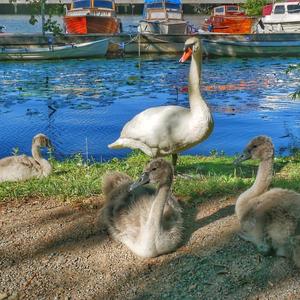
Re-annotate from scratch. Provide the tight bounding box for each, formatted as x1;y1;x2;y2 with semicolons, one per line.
10;0;64;35
243;0;269;16
286;65;300;100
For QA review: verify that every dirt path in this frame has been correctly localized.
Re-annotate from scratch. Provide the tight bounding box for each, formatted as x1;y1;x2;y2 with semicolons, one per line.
0;196;299;300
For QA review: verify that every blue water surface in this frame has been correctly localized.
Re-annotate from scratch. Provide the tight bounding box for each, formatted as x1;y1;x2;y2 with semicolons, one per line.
0;55;300;161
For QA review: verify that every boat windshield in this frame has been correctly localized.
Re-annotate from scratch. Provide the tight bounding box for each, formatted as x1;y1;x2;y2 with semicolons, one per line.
274;5;285;14
73;0;91;8
287;4;300;13
94;0;113;9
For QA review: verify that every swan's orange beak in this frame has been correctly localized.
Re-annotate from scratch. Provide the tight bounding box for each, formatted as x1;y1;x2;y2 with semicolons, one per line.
179;47;192;63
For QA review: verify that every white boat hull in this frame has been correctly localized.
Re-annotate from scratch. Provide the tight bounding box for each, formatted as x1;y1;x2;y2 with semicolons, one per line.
138;20;187;35
201;33;300;57
0;38;110;60
260;22;300;33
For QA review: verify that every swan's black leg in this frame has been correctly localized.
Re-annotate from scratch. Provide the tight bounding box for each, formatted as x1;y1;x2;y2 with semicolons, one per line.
172;153;178;168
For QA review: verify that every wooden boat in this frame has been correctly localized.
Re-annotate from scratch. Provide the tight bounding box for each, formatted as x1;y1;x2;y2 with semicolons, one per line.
0;38;110;60
201;33;300;57
138;0;191;35
64;0;121;34
257;1;300;33
202;5;257;34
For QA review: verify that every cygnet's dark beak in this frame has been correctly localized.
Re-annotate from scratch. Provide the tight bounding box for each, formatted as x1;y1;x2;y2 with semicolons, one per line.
47;139;53;149
129;172;150;192
234;151;251;165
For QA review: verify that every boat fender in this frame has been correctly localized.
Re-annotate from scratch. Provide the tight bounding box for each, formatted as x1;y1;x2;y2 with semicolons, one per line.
258;18;265;30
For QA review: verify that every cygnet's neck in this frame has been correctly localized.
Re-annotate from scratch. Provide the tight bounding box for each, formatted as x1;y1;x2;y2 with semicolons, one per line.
32;144;52;176
147;181;171;229
236;157;273;220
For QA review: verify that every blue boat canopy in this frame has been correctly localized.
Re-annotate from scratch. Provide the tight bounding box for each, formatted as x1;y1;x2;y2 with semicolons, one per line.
144;0;181;3
144;0;181;9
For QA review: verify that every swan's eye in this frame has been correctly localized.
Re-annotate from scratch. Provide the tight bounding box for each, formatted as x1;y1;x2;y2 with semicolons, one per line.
152;167;157;171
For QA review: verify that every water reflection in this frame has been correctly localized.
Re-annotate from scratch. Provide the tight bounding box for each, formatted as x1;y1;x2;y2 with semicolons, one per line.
0;56;299;161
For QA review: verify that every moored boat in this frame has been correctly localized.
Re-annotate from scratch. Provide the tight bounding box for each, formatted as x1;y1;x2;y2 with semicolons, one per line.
0;38;110;60
202;5;257;34
64;0;121;34
201;33;300;57
257;1;300;33
138;0;192;35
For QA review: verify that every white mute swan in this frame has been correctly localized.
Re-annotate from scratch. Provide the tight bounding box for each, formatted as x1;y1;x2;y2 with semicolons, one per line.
235;136;300;267
0;133;52;182
108;37;214;166
101;158;183;258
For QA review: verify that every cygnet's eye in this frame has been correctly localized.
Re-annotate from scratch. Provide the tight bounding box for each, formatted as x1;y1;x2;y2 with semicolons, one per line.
252;145;257;149
152;167;157;171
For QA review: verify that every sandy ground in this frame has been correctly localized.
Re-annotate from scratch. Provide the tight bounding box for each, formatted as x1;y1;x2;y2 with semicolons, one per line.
0;194;300;300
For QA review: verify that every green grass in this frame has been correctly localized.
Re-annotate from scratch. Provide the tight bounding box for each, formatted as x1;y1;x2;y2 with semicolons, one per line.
0;151;299;203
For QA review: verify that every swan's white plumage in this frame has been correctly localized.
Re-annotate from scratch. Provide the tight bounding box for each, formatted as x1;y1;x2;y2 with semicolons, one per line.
109;37;213;161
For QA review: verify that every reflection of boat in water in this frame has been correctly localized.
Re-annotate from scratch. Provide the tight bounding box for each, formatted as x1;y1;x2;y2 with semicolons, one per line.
257;1;300;33
64;0;121;34
138;0;191;35
202;5;257;34
201;33;300;57
0;38;110;60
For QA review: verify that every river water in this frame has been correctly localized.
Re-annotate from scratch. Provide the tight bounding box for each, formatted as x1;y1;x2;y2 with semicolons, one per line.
0;15;300;160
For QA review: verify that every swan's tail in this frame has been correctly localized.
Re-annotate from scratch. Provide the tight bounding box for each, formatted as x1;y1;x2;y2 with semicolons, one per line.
108;138;153;157
102;171;131;198
108;138;125;149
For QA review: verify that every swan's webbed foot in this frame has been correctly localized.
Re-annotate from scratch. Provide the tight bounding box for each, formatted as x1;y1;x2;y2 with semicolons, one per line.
172;153;178;168
238;230;252;242
257;243;273;256
238;231;273;256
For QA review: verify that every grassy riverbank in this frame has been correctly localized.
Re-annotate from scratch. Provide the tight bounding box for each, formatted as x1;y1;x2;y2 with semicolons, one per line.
0;151;299;202
1;151;300;299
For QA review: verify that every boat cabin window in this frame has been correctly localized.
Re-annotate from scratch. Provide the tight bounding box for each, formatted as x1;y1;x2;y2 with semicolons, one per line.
274;5;285;14
214;7;225;14
94;0;113;9
287;4;300;13
73;0;91;8
226;5;239;12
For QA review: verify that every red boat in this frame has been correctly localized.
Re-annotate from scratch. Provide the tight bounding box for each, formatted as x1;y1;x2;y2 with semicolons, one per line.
64;0;121;34
202;5;257;34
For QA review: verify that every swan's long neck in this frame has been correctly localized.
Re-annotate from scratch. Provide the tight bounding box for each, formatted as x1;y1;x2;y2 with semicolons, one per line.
32;145;52;176
146;182;171;232
188;51;210;117
235;157;273;220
